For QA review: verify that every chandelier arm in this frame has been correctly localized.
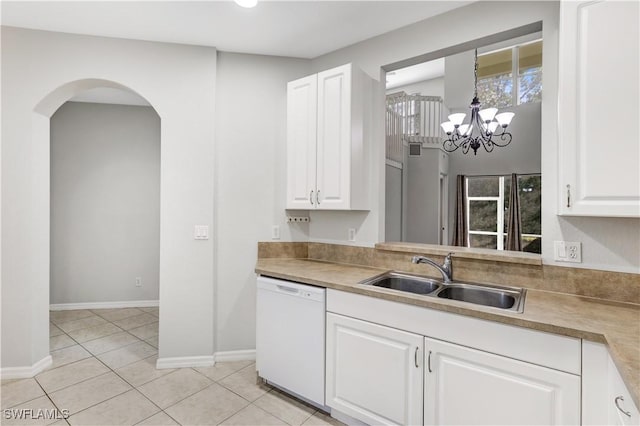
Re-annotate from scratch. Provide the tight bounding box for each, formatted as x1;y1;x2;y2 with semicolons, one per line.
491;131;513;147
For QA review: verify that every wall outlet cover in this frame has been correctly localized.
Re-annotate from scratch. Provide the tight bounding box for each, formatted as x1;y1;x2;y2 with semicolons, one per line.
554;241;582;263
348;228;356;242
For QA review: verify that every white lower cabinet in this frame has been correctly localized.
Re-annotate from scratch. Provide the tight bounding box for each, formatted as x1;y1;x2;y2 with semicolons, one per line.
423;337;581;425
582;341;640;426
325;313;423;426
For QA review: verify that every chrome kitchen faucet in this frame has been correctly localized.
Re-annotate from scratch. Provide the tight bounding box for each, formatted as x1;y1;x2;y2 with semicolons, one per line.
411;253;453;283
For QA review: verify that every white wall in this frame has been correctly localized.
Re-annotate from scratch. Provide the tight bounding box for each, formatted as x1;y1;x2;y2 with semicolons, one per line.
310;1;639;272
50;101;160;304
406;148;442;245
386;77;445;98
1;26;216;371
214;51;311;352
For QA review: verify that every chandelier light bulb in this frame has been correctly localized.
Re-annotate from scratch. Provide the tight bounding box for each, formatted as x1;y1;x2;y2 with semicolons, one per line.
234;0;258;8
495;112;515;127
441;121;455;135
479;108;498;123
448;113;466;127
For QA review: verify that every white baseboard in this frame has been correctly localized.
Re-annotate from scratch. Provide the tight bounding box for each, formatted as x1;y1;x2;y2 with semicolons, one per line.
155;350;255;370
156;355;215;369
214;349;256;362
0;355;52;380
50;300;159;311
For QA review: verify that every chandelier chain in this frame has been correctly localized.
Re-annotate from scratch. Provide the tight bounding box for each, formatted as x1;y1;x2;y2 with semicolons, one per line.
474;49;478;99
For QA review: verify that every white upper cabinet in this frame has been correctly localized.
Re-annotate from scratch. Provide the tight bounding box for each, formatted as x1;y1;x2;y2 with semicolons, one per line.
558;0;640;217
286;63;372;210
287;74;318;209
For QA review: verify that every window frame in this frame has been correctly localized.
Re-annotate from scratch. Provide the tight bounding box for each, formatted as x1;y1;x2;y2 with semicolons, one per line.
477;39;543;108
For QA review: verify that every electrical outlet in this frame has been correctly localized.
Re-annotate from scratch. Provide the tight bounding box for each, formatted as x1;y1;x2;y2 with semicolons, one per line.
135;277;142;287
554;241;582;263
194;225;209;240
272;225;280;240
348;228;356;242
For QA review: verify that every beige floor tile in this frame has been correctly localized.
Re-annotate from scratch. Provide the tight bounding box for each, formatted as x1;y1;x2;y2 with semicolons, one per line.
36;357;110;394
91;308;144;322
137;369;212;409
56;316;108;333
220;404;288;426
68;389;159;425
49;345;92;369
195;360;254;382
219;364;271;402
115;356;174;387
97;341;157;369
49;323;64;337
49;372;131;415
135;411;179;425
301;412;344;426
50;310;94;325
144;336;158;349
1;395;63;425
1;378;45;409
128;322;159;340
254;389;316;425
81;331;139;355
66;322;122;343
139;307;159;317
112;313;157;331
165;383;249;425
49;334;76;351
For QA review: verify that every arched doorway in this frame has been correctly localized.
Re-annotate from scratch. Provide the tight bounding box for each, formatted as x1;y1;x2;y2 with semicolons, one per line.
35;79;162;366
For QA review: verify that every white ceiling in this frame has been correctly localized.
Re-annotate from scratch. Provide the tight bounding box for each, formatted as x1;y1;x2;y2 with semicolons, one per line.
386;58;445;90
1;1;472;59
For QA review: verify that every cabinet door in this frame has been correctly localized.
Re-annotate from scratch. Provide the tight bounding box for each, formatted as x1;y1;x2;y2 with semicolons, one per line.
326;313;423;426
316;64;351;210
424;337;580;425
607;353;640;426
286;74;317;209
558;0;640;217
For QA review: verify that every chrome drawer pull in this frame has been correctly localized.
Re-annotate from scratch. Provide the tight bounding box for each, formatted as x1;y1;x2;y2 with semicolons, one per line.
427;350;432;373
414;347;419;368
309;190;314;205
615;396;632;417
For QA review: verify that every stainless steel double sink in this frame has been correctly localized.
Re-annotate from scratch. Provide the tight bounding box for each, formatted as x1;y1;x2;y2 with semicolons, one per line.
359;272;526;313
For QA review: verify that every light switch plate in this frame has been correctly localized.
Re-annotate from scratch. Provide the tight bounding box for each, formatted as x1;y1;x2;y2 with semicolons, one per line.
348;228;356;242
271;225;280;240
554;241;582;263
194;225;209;240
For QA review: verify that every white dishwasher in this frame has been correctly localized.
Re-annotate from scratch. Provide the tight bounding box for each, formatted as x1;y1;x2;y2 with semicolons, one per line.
256;276;326;408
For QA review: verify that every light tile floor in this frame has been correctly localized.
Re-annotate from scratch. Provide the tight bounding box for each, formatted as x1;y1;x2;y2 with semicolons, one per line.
1;308;343;426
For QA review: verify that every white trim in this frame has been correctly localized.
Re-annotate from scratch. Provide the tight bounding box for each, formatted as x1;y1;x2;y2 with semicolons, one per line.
214;349;256;363
156;355;215;369
0;355;52;380
385;159;403;169
50;300;159;311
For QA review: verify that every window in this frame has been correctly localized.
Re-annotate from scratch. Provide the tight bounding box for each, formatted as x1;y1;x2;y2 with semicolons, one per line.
476;40;542;109
466;175;541;253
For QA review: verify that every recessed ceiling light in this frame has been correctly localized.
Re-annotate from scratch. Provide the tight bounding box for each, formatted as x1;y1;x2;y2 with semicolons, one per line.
235;0;257;8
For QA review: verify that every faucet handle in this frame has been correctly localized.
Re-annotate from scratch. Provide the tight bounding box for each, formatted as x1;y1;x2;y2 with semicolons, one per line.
445;252;454;261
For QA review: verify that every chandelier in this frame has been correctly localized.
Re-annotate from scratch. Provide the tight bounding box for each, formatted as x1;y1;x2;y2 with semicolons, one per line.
440;49;515;155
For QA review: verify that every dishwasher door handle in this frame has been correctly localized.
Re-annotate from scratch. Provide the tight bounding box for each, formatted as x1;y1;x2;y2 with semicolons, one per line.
276;285;300;294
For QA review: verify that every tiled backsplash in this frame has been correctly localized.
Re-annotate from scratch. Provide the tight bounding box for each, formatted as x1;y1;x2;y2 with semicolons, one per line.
258;242;640;305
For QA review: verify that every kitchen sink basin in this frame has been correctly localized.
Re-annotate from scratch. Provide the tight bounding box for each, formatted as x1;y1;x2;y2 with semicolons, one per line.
359;272;525;313
359;272;441;295
437;284;522;311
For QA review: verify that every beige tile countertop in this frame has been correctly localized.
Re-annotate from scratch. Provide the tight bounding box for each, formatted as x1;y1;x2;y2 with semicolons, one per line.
255;257;640;408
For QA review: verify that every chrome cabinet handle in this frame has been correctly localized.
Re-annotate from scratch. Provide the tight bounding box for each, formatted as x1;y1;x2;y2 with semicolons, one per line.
309;190;314;205
414;347;419;368
316;190;321;205
615;396;632;417
566;184;571;208
427;350;432;373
